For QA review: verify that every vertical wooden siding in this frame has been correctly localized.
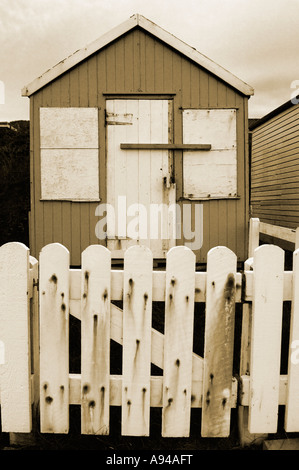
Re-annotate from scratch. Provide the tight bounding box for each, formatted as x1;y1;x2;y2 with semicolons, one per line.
251;104;299;229
30;28;249;265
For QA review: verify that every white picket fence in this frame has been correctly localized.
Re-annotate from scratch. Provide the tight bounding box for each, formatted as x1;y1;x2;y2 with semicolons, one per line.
0;241;299;440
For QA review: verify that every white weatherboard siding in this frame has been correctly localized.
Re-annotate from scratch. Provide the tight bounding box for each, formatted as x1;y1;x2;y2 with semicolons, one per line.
40;107;99;201
183;109;237;199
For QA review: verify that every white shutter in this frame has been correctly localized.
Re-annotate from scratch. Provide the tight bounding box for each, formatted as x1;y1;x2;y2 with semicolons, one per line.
40;107;99;200
183;109;237;198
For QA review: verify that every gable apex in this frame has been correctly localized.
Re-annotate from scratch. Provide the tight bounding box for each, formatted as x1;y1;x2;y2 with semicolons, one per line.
21;13;254;97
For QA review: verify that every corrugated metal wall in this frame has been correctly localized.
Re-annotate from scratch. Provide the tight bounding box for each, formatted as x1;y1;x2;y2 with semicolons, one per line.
251;104;299;230
30;27;249;265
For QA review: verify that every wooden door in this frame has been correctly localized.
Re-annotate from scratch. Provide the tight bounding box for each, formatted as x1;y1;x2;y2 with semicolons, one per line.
106;99;176;258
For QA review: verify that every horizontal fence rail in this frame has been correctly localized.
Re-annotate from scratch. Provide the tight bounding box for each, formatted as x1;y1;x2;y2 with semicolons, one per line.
0;241;299;440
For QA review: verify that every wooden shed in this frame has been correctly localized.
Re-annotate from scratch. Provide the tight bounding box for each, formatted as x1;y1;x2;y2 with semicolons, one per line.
250;96;299;248
22;14;254;266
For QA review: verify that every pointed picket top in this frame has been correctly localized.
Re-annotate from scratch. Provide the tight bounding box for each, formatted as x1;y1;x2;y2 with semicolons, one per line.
81;244;111;435
162;245;195;437
249;244;284;434
122;245;153;436
0;242;32;432
39;243;70;433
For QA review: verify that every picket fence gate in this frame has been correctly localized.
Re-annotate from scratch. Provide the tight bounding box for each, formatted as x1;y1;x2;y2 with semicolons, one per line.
0;241;299;441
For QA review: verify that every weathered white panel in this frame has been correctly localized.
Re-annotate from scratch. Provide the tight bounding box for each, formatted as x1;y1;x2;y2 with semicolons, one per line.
122;245;153;436
183;154;237;198
248;245;284;434
162;246;195;437
184;109;236;149
40;107;99;201
40;107;98;149
183;109;237;198
201;246;236;437
39;243;70;433
0;242;32;432
41;149;99;200
81;245;111;435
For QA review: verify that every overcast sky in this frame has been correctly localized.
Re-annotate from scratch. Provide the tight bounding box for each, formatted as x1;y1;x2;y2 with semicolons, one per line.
0;0;298;121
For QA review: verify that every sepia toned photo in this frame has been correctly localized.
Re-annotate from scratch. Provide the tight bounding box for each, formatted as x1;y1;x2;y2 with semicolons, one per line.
0;0;299;456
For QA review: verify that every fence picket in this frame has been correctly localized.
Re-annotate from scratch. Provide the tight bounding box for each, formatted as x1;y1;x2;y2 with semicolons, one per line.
81;245;111;435
39;243;70;433
162;246;195;437
122;245;153;436
201;246;237;437
2;239;298;439
0;242;32;432
285;249;299;431
248;245;284;434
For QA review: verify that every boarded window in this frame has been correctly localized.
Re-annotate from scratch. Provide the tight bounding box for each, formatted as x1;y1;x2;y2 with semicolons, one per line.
40;107;99;200
183;109;237;198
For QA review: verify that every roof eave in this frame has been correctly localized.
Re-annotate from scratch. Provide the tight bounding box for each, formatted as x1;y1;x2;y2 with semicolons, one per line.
22;13;254;98
22;14;138;97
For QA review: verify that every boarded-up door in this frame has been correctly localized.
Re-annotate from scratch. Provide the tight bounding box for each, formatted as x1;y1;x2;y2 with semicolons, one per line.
106;99;176;258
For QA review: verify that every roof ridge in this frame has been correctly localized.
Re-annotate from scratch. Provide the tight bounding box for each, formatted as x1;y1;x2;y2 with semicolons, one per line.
22;13;253;97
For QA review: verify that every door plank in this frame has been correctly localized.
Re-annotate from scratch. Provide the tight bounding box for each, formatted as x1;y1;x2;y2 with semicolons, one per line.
106;99;175;258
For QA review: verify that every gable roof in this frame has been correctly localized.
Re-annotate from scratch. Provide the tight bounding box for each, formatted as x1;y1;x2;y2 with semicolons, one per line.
21;13;254;97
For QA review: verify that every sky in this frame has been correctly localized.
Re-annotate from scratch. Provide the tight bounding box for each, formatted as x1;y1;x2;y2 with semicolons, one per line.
0;0;298;121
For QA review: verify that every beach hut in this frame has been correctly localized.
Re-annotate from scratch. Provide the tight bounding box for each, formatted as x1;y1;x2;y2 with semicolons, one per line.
22;14;253;265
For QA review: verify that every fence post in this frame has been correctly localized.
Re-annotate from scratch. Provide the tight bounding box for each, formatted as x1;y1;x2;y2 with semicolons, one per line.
9;255;40;447
238;302;269;446
0;242;32;433
238;219;271;447
285;248;299;431
248;218;260;259
30;256;40;433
